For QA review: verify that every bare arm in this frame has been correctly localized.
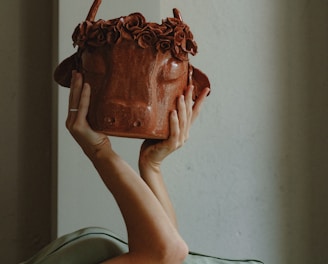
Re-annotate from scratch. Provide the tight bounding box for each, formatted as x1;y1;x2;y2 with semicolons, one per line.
138;85;210;228
66;71;189;264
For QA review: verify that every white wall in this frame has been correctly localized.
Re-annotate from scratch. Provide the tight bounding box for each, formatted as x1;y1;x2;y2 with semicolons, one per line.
57;1;328;264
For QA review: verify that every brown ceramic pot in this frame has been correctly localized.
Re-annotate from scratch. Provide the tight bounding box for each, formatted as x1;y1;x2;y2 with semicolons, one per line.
54;0;210;139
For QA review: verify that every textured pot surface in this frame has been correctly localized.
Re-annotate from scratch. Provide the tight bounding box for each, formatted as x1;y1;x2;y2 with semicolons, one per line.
54;0;210;139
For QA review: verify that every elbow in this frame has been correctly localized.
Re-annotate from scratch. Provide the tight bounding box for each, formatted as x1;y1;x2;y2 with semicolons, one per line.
169;239;189;264
157;238;189;264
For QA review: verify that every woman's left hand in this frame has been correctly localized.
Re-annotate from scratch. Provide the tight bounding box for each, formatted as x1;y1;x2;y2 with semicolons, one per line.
139;85;210;170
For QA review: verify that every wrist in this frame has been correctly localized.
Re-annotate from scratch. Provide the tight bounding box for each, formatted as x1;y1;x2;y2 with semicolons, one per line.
91;148;123;177
138;158;162;178
87;142;117;166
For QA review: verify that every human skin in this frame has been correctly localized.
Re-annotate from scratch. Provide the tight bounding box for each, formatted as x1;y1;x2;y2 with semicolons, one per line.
66;71;210;263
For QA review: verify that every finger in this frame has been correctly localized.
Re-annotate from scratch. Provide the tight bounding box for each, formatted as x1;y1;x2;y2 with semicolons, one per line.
177;95;187;141
67;71;84;129
68;70;76;109
167;110;180;149
76;83;91;124
67;71;77;128
70;71;83;110
191;87;210;125
184;85;194;129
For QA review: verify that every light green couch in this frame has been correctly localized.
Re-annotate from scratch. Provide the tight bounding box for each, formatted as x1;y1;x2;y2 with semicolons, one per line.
21;227;263;264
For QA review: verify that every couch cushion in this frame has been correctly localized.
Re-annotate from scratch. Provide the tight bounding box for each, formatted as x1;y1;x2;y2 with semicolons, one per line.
185;252;263;264
21;227;263;264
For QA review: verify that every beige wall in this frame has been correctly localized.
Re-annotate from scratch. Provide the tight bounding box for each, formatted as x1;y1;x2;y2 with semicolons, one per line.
0;0;55;263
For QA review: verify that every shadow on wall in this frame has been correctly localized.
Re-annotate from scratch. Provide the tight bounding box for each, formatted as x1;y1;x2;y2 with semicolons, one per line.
0;0;53;263
306;2;328;264
17;0;54;262
233;1;328;262
287;1;328;263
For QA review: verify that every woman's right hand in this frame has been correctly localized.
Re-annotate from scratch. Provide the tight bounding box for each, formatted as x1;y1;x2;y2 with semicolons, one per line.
66;71;111;160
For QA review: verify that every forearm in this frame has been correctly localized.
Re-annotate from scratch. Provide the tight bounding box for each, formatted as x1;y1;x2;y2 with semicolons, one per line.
91;148;184;257
139;162;178;229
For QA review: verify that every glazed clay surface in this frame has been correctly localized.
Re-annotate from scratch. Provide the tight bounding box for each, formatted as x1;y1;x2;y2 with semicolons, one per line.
83;41;189;138
54;0;210;139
